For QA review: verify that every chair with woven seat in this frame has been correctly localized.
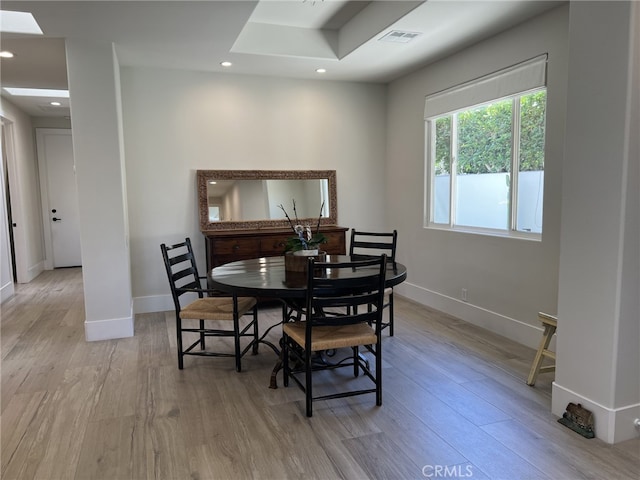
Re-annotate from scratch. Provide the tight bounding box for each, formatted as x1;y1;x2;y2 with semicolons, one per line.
160;238;259;372
282;255;387;417
349;229;398;336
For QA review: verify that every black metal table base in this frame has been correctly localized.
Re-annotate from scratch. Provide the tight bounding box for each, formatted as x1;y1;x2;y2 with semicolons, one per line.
268;302;371;389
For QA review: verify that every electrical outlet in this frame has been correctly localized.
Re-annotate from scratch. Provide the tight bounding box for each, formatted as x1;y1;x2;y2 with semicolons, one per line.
461;288;468;302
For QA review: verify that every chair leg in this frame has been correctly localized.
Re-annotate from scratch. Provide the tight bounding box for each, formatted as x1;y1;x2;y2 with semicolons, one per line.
176;316;184;370
234;313;242;373
388;293;394;337
305;343;313;417
282;335;290;387
199;319;206;349
353;346;359;377
375;341;382;406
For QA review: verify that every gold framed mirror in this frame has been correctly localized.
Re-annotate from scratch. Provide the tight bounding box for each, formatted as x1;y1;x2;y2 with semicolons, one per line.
197;170;337;231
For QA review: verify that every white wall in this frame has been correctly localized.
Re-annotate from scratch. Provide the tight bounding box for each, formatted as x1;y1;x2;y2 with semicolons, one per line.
0;98;46;285
386;5;568;348
553;0;639;444
238;180;268;220
66;40;133;340
121;68;387;312
618;0;640;420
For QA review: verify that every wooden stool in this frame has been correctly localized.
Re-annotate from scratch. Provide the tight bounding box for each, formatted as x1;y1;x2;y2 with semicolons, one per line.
526;312;557;386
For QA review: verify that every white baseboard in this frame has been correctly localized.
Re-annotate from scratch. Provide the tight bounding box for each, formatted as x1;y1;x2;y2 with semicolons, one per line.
552;381;640;443
396;281;546;350
84;304;134;341
133;294;173;315
25;261;44;282
1;280;15;303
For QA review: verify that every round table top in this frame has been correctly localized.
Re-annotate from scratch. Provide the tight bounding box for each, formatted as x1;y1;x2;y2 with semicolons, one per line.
209;254;407;299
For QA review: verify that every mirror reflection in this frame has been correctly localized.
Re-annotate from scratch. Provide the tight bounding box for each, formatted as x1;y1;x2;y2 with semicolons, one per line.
207;179;329;222
197;170;337;231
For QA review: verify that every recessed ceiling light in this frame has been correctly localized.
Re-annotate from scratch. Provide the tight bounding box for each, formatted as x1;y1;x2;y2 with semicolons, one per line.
0;10;43;35
50;101;61;106
0;51;15;58
220;61;232;67
316;68;326;74
209;181;217;185
3;87;69;98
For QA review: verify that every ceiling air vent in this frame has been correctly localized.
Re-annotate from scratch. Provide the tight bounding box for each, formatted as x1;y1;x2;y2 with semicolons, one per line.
379;30;421;44
38;105;70;113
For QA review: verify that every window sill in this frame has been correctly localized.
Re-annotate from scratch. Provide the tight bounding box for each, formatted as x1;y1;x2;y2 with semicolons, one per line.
425;223;542;242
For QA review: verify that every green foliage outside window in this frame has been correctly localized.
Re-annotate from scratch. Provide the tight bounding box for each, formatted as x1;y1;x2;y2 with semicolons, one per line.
519;91;546;172
458;99;512;174
433;90;546;175
434;117;451;175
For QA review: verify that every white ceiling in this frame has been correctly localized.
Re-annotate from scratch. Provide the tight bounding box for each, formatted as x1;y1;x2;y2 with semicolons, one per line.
0;0;562;117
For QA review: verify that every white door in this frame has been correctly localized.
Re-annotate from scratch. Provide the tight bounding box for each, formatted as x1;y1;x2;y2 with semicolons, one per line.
37;129;82;268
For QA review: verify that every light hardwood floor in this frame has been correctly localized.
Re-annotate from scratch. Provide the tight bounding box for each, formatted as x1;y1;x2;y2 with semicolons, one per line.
1;268;638;479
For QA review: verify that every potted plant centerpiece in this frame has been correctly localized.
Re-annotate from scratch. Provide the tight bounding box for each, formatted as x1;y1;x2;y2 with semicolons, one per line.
278;200;327;272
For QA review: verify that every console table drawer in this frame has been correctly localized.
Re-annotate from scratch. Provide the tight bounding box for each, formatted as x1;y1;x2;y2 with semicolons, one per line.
210;238;260;256
203;226;348;270
260;235;289;256
322;231;346;254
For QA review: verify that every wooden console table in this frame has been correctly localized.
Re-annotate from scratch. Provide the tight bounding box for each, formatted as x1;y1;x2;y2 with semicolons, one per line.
203;226;348;271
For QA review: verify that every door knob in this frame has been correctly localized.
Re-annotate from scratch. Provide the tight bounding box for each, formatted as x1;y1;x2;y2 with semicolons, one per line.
52;217;62;222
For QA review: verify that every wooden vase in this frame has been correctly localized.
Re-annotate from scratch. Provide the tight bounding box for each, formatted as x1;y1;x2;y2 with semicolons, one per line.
284;251;327;273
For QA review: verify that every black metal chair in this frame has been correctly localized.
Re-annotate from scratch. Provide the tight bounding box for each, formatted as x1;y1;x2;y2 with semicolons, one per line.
282;255;387;417
349;229;398;335
160;238;258;372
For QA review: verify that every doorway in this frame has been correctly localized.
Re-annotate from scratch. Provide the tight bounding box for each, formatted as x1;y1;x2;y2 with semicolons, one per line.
36;128;82;268
1;123;17;281
0;117;21;302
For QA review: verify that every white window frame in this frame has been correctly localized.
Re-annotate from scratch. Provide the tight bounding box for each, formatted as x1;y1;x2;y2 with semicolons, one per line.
424;55;547;240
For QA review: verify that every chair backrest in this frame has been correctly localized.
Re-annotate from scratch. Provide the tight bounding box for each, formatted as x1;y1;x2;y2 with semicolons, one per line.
349;229;397;264
160;238;204;310
305;255;387;331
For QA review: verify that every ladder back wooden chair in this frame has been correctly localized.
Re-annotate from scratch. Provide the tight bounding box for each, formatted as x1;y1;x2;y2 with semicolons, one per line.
349;228;398;335
282;255;387;417
160;238;259;372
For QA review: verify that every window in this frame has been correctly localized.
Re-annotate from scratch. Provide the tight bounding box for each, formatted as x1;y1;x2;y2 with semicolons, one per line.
425;55;547;237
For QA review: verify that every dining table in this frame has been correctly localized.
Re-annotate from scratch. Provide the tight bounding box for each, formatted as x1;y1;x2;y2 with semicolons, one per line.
208;254;408;387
